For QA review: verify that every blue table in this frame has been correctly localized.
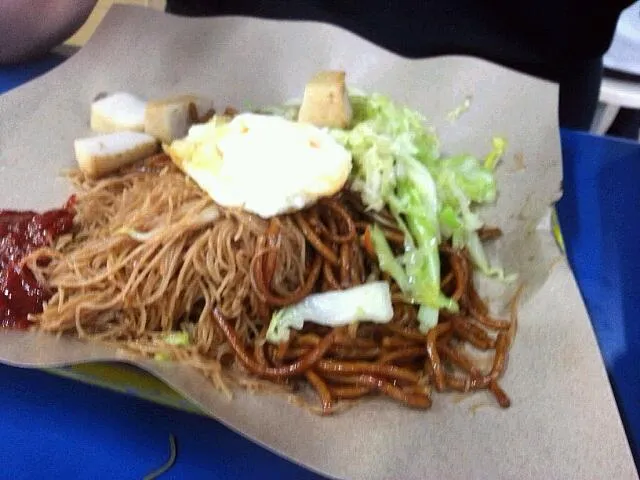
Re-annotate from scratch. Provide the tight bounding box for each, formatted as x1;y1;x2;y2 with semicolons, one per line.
1;56;638;478
0;53;69;93
556;130;640;461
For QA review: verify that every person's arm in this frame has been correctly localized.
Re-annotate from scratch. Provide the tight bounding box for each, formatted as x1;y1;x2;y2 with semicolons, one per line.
0;0;98;64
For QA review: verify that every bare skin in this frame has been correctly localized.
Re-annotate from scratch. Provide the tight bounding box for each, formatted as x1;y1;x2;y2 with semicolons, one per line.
0;0;97;64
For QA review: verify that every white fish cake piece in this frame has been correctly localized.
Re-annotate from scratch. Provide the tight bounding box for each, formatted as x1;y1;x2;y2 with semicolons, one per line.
74;131;159;179
90;92;147;133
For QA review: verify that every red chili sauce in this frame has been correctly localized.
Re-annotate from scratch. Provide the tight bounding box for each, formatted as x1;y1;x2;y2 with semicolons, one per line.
0;200;75;329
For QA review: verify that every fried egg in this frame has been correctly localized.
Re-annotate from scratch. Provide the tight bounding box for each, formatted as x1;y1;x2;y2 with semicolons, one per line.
165;113;352;218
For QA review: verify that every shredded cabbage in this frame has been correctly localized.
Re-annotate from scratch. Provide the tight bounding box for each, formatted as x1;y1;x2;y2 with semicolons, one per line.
447;95;472;123
484;136;507;171
330;93;511;316
266;282;393;344
162;331;190;346
417;305;439;333
153;332;190;361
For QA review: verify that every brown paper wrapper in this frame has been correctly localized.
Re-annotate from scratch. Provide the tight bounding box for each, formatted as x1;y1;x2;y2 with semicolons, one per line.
0;6;636;479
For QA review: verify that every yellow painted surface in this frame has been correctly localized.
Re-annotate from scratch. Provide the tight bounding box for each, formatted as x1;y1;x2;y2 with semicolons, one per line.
66;0;166;47
47;363;203;415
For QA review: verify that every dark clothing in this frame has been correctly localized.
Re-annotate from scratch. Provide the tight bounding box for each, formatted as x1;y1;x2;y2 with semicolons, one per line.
166;0;633;130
